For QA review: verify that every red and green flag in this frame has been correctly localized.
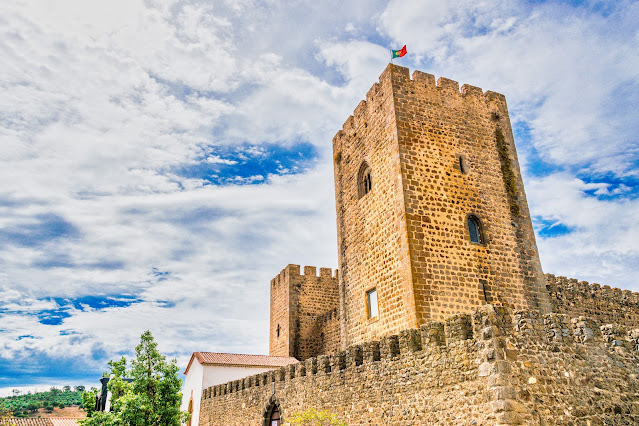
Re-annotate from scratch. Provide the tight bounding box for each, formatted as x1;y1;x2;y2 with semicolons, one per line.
391;45;407;59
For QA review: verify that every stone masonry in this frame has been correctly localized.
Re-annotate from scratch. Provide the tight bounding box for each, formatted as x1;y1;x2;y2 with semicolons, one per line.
201;304;639;425
269;265;340;360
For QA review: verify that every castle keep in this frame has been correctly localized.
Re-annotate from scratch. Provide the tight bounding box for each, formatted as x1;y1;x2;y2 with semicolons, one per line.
200;65;639;425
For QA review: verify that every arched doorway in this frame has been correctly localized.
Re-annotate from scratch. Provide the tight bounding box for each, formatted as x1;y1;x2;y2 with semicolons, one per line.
263;398;282;426
269;405;281;426
187;394;193;426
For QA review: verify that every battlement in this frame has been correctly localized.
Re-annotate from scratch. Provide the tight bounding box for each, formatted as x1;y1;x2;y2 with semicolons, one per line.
333;63;506;146
546;273;639;302
270;264;338;287
546;274;639;330
204;304;639;401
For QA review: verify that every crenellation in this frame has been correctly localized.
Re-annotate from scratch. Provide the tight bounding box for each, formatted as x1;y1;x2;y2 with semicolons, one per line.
347;344;363;367
286;364;295;380
365;82;380;103
330;351;346;371
317;355;330;374
421;321;445;346
380;334;400;358
445;313;473;342
400;328;422;353
363;341;380;363
353;100;367;120
436;76;460;93
460;84;483;98
342;115;355;133
411;70;436;86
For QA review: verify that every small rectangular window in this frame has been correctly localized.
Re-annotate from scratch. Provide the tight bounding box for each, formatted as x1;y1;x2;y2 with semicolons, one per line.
366;288;378;319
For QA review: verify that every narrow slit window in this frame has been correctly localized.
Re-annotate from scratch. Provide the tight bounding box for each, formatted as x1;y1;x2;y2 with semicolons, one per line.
366;288;378;319
276;324;280;338
468;215;484;244
458;155;467;174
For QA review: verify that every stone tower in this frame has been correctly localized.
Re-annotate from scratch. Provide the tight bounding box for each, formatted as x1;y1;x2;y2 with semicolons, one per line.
332;64;551;349
269;265;340;360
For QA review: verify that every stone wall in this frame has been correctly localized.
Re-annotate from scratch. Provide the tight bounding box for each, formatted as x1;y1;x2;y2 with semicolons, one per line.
390;66;551;321
269;265;339;360
547;274;639;328
201;304;639;425
333;64;418;349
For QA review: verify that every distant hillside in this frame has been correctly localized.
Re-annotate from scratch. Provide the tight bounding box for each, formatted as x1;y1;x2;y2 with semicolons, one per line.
0;387;85;418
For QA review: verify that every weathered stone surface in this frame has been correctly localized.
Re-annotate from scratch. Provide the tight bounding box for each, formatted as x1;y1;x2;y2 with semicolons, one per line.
200;305;639;425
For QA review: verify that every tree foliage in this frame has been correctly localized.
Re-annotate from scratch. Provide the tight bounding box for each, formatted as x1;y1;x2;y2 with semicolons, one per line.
0;387;83;418
80;330;188;426
288;408;348;426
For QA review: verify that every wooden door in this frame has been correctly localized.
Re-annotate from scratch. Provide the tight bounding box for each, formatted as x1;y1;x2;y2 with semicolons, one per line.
269;406;280;426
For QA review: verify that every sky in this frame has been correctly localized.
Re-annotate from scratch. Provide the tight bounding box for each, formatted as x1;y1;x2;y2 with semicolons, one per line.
1;0;638;395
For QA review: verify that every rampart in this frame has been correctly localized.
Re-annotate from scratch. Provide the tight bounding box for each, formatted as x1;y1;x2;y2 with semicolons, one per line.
547;274;639;327
200;304;639;425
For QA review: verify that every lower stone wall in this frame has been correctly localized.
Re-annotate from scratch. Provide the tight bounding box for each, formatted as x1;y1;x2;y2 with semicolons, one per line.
200;305;639;425
546;273;639;328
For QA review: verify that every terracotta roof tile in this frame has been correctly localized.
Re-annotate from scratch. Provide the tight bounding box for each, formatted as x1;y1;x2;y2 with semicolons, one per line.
50;419;81;426
184;352;298;374
1;419;52;426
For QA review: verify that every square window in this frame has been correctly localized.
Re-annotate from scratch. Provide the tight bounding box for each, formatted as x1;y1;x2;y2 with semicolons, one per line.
366;288;378;319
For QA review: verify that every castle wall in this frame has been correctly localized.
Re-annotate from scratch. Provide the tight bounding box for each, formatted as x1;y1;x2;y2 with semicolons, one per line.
269;265;339;360
200;305;639;425
547;274;639;328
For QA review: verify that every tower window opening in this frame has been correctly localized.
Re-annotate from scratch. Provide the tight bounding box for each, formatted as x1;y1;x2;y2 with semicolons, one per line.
366;288;378;319
458;155;467;174
357;162;372;198
276;324;280;338
468;215;484;244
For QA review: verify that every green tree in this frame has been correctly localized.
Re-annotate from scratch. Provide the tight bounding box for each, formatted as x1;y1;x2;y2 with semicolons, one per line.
81;388;98;418
288;408;348;426
80;330;188;426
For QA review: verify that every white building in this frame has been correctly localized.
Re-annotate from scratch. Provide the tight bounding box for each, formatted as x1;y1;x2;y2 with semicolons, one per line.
181;352;298;426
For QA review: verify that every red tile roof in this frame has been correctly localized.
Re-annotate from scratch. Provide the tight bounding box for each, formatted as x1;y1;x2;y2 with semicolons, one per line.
184;352;298;374
50;419;81;426
1;419;52;426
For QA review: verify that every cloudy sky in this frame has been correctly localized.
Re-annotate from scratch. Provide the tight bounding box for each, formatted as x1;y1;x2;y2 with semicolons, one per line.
1;0;638;394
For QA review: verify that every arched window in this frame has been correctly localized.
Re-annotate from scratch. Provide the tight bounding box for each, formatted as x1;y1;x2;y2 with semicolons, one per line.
468;215;484;244
357;162;372;198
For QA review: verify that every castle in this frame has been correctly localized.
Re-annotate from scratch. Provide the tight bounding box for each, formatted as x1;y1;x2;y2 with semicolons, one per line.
199;64;639;425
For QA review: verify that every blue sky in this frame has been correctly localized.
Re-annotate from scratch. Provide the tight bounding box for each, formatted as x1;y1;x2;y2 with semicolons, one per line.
1;0;638;394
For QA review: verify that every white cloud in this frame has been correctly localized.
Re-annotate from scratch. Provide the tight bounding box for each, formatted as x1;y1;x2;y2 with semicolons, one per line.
0;0;637;389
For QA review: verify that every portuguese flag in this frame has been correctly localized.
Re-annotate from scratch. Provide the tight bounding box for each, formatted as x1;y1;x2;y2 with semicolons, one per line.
392;45;407;59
